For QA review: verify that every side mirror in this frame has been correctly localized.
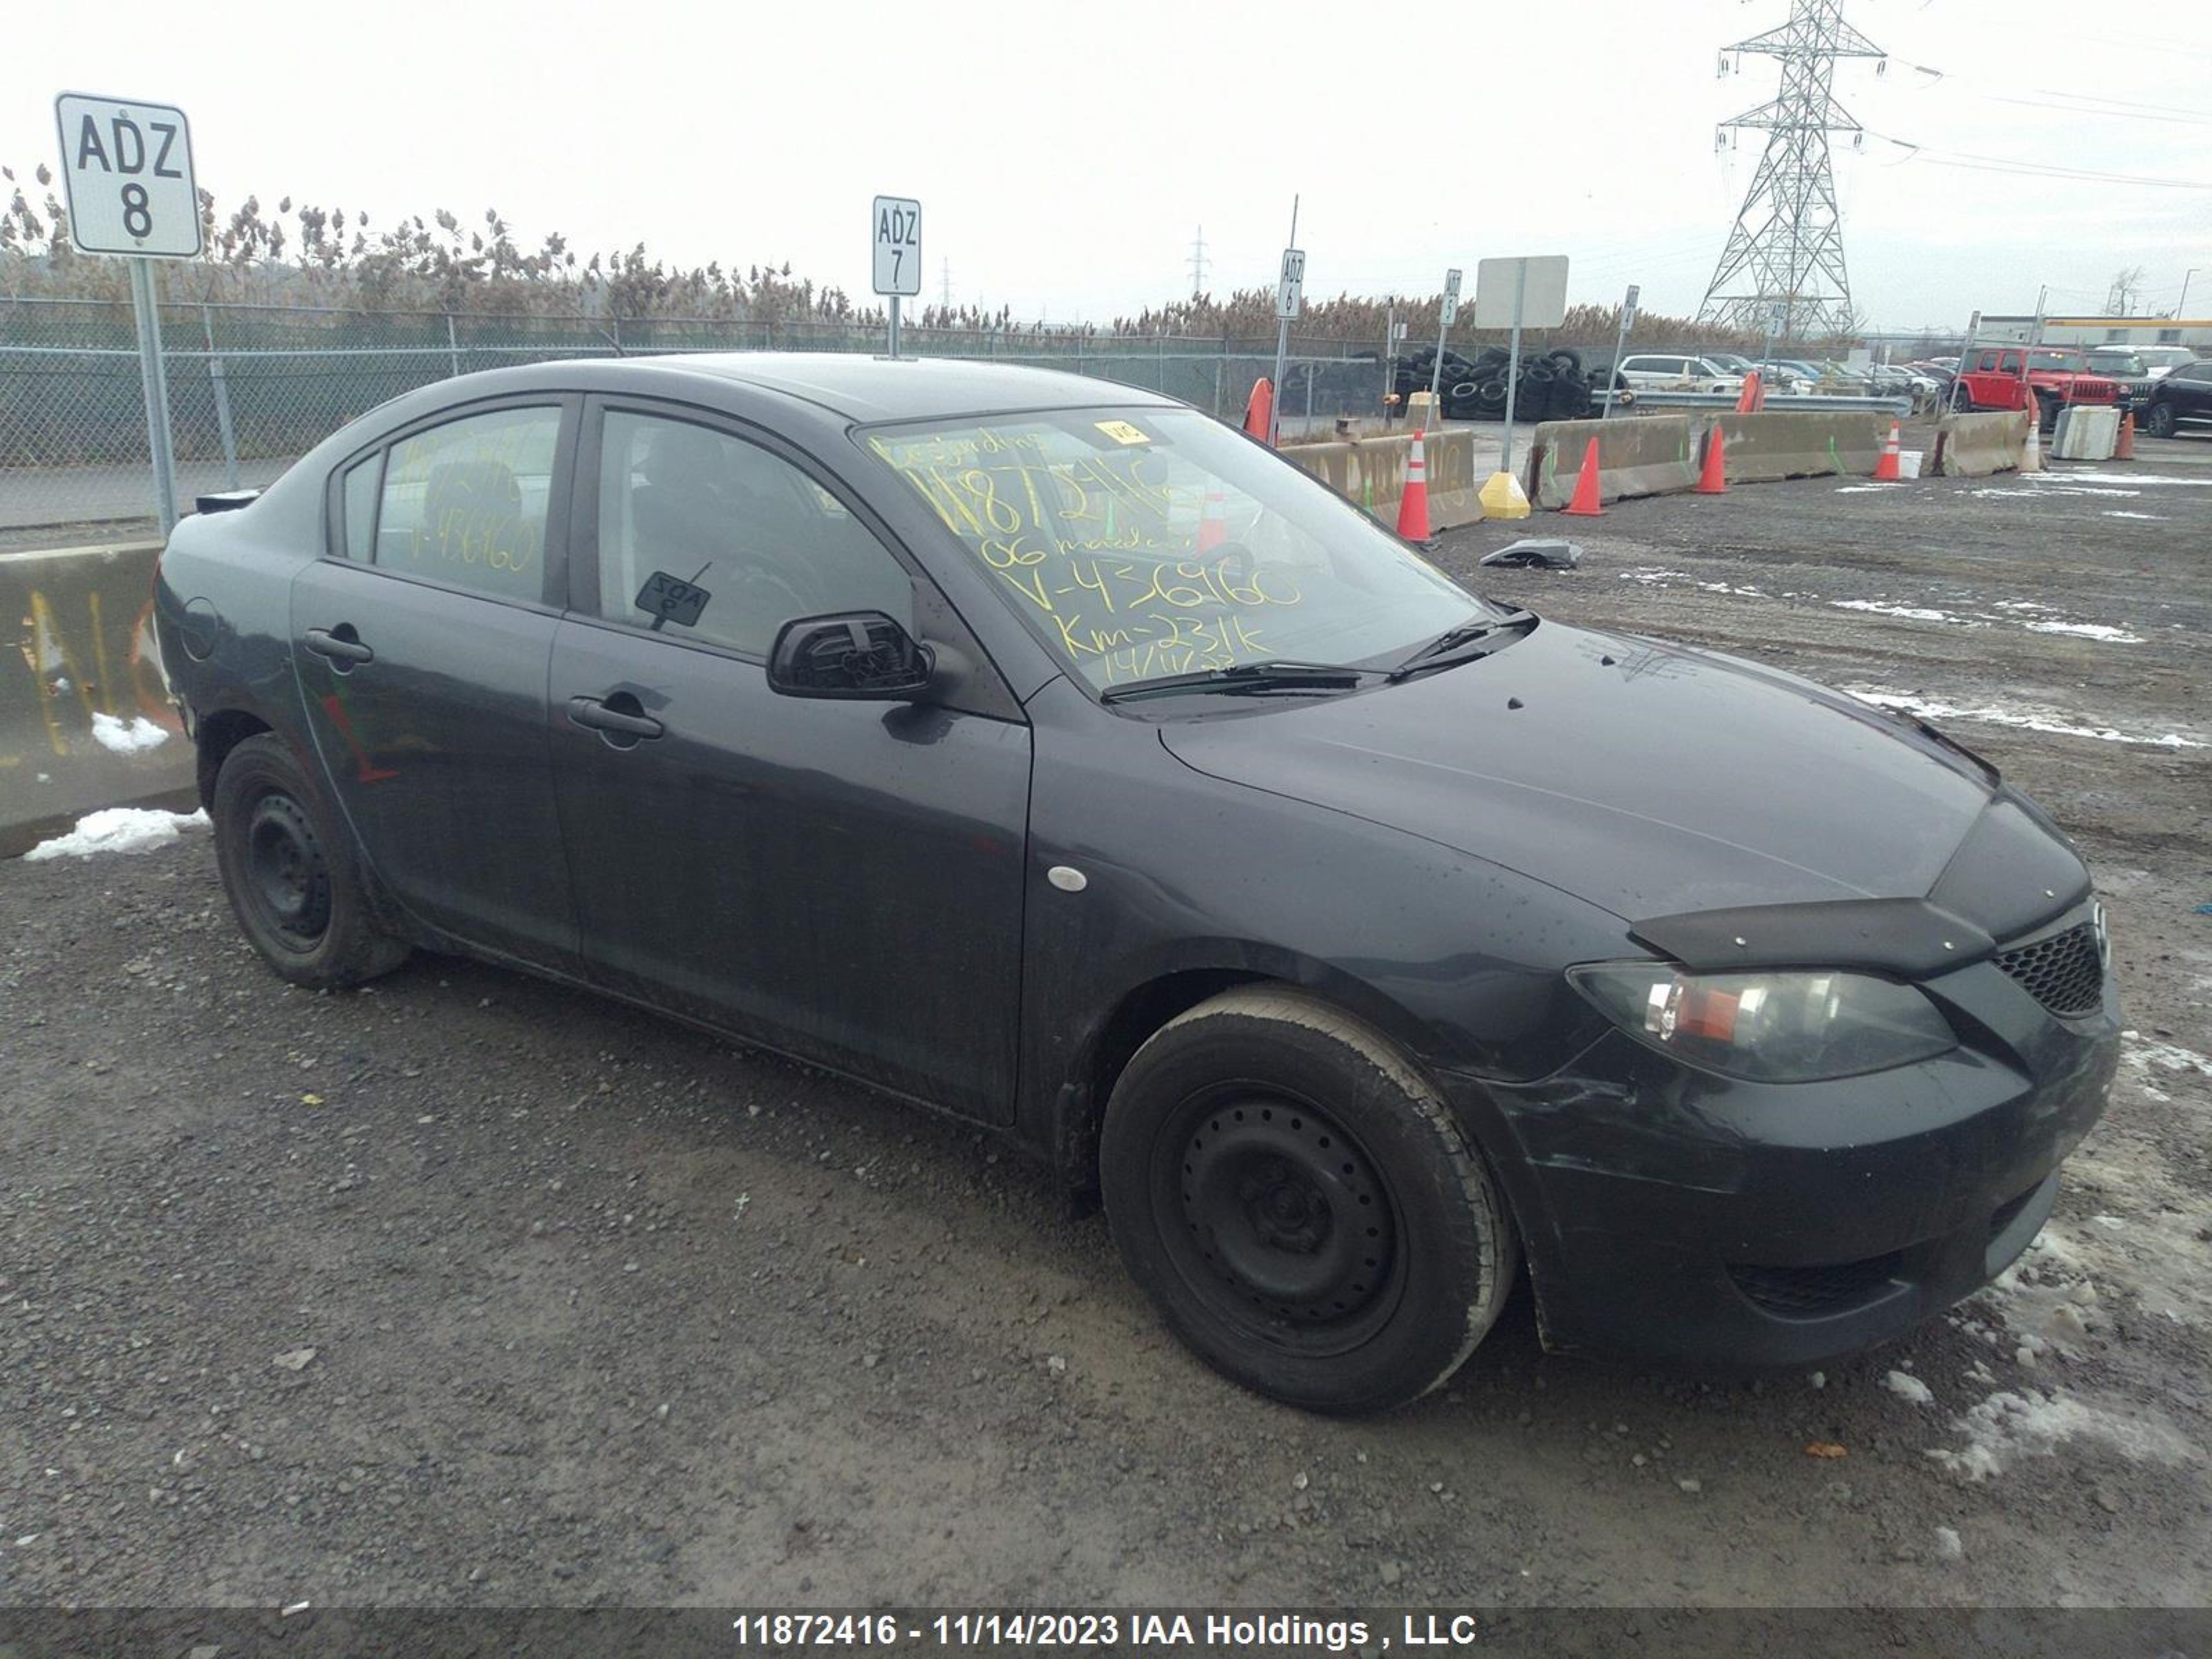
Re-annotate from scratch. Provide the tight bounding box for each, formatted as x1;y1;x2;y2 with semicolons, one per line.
766;611;935;702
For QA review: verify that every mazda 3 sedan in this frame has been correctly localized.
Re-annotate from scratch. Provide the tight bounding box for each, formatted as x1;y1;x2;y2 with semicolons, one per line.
155;355;2119;1413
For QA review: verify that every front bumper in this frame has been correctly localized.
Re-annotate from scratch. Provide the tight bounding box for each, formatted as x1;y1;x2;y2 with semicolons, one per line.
1443;955;2119;1366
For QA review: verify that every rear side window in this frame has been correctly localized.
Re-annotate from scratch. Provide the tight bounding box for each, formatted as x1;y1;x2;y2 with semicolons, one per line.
340;453;382;559
374;406;561;602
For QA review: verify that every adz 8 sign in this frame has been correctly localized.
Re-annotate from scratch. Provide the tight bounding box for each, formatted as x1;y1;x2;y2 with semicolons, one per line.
55;93;200;258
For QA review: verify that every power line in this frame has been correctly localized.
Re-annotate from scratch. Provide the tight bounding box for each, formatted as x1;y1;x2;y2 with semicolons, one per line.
1866;133;2212;189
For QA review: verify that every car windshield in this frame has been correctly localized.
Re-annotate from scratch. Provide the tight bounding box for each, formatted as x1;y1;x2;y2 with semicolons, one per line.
2087;353;2144;375
864;409;1498;695
2030;350;2086;372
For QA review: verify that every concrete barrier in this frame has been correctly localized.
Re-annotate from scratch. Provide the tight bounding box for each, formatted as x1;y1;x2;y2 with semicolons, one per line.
1700;410;1889;484
1285;427;1481;530
1;542;195;859
1931;411;2030;478
1523;416;1699;509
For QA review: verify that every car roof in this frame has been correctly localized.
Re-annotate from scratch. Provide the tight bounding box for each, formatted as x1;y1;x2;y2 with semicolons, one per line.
581;351;1180;422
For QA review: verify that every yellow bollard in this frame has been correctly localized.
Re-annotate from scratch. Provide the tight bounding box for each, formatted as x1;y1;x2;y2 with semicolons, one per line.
1479;469;1531;521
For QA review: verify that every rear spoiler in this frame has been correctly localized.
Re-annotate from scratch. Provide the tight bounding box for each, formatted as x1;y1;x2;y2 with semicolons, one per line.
195;489;261;515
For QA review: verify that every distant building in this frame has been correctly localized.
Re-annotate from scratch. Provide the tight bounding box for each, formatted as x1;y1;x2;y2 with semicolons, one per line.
1974;315;2212;349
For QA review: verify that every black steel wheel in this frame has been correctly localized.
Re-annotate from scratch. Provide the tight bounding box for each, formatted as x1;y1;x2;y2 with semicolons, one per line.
2144;400;2176;439
242;791;332;950
212;733;409;988
1102;988;1517;1414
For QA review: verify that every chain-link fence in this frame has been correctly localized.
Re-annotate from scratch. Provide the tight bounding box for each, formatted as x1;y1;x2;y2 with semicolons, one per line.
0;298;1393;537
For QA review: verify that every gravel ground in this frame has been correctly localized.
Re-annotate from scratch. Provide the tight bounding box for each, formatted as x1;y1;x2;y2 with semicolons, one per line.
2;438;2207;1618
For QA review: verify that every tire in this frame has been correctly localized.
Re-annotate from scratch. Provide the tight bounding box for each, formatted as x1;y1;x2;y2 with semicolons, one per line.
212;732;409;989
1100;988;1517;1414
2144;400;2176;439
1547;346;1584;374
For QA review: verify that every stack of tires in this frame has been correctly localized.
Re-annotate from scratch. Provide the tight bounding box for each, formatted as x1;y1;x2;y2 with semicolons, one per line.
1394;346;1595;422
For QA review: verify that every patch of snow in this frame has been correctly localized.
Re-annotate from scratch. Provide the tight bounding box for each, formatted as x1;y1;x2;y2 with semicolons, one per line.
1833;484;1905;494
2101;510;2166;521
1926;1387;2195;1482
2123;1033;2212;1078
1831;599;1971;625
1885;1370;1934;1406
51;675;71;692
2020;621;2144;644
1616;569;1696;584
88;712;171;753
1844;688;2205;750
23;807;209;861
2034;472;2212;487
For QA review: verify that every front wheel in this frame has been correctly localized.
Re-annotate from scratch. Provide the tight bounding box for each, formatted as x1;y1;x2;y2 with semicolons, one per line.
1100;988;1517;1414
2144;400;2177;439
212;733;409;988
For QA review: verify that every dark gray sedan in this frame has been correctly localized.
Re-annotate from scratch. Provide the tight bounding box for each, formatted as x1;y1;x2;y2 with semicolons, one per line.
155;355;2117;1412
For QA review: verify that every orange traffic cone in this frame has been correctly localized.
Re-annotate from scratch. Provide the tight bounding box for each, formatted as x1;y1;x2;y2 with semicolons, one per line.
2117;409;2137;460
1736;371;1762;415
1196;485;1230;553
1562;435;1605;516
1396;429;1434;540
1695;424;1728;494
1873;419;1902;482
1244;378;1274;442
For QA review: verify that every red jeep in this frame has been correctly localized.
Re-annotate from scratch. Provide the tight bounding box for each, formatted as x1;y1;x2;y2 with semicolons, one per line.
1954;346;2121;429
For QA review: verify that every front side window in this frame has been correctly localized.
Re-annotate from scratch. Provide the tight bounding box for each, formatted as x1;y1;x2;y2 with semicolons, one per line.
594;411;912;657
866;408;1496;693
375;405;560;601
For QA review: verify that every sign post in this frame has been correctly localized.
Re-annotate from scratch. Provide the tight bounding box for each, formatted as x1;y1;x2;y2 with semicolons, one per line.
872;194;921;358
1426;268;1463;424
1950;309;1982;413
1268;198;1304;447
55;92;200;533
1472;254;1568;518
1600;283;1638;422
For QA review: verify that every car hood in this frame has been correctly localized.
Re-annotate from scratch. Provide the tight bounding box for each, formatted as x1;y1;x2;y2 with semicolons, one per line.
1159;619;2083;926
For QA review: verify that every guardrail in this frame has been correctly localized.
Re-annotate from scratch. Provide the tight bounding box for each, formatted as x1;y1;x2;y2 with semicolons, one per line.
1613;390;1915;418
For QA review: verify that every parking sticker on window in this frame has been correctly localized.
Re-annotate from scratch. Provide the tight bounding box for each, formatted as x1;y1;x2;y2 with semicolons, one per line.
1094;420;1151;446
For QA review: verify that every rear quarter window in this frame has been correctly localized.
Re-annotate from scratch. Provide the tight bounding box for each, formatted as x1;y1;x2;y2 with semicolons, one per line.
341;453;382;559
373;406;561;603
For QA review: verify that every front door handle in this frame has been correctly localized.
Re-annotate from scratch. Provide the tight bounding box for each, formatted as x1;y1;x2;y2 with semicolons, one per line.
304;626;374;666
567;694;664;741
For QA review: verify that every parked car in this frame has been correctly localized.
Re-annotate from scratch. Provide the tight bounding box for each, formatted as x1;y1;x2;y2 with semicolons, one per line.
1953;346;2122;428
153;355;2119;1413
2139;357;2212;437
1614;353;1743;393
2082;349;2156;411
1698;352;1804;393
2131;346;2200;380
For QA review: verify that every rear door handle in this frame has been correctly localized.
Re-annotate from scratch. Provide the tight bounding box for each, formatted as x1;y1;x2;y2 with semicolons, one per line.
303;627;374;665
567;695;664;740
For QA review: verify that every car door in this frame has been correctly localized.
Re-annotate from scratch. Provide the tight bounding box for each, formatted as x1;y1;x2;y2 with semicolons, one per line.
2176;363;2212;425
545;398;1031;1123
292;395;583;973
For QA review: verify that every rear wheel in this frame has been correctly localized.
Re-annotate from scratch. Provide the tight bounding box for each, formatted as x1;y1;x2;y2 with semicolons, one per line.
1100;988;1517;1414
2144;400;2177;439
212;733;409;988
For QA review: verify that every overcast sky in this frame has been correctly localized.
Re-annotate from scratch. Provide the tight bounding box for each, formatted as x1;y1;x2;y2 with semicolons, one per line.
10;0;2209;329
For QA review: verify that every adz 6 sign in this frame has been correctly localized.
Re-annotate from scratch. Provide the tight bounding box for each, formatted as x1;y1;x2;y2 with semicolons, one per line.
55;93;200;259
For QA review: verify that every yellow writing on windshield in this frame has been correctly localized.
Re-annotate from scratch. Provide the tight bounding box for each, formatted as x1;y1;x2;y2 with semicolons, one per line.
869;429;1306;684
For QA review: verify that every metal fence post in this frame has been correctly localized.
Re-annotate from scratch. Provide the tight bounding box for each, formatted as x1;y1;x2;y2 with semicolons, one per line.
446;312;461;379
203;304;241;489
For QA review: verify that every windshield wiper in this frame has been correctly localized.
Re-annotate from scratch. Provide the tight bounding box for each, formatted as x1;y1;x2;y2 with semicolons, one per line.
1098;659;1372;704
1386;610;1534;680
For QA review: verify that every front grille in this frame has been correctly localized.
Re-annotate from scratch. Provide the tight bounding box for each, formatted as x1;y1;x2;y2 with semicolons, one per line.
1728;1253;1904;1318
1995;921;2103;1018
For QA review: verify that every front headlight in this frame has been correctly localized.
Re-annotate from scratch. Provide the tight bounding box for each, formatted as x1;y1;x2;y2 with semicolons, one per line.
1568;964;1956;1082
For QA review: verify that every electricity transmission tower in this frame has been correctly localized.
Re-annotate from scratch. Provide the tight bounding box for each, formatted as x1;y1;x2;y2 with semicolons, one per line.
1698;0;1885;339
1187;226;1209;298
